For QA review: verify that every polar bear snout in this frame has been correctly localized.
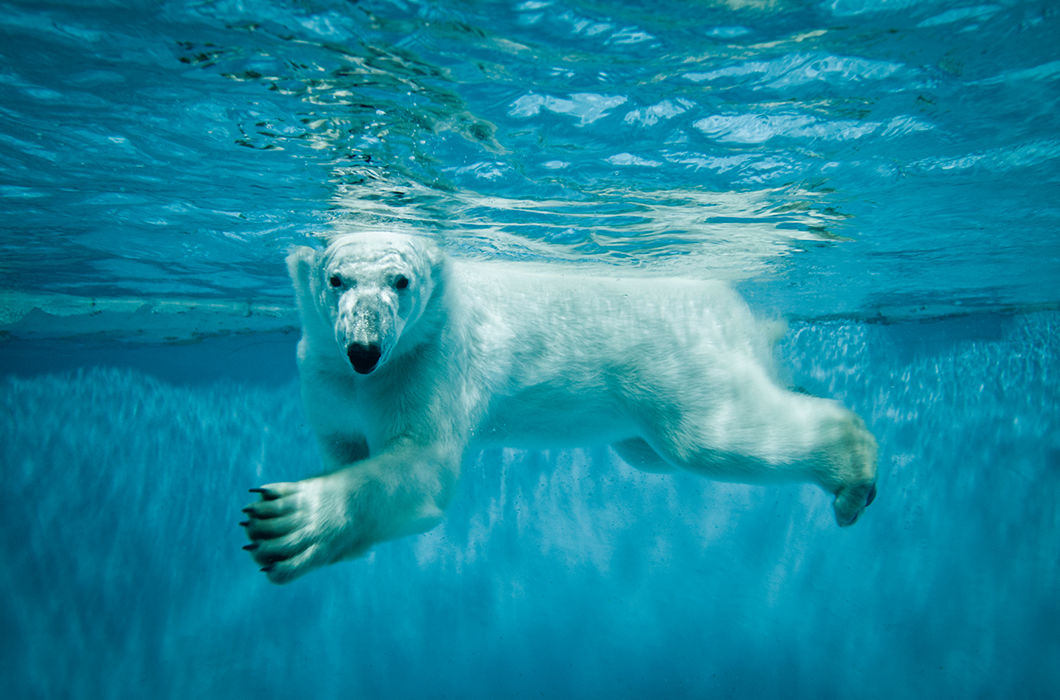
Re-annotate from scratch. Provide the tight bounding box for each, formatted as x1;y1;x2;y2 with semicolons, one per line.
347;342;382;374
332;286;401;374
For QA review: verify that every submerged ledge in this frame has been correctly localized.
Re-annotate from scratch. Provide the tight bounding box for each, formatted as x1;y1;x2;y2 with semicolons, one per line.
0;290;299;343
1;290;1057;344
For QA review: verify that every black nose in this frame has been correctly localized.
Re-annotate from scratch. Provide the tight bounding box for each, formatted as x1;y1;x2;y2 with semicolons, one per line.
346;343;381;374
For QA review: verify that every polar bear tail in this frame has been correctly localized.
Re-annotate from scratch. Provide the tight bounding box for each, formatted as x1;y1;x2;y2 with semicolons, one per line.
760;318;788;345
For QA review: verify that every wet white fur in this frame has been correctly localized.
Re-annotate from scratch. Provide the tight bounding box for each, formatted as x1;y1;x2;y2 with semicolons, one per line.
243;231;877;583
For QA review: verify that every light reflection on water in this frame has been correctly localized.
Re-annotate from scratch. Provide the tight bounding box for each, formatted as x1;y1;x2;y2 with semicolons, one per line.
1;0;1056;316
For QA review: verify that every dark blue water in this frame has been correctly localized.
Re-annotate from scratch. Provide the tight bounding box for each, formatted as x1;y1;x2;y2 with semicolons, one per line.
1;0;1058;697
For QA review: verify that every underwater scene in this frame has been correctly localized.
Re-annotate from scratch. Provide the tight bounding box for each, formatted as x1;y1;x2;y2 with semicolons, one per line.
1;0;1058;697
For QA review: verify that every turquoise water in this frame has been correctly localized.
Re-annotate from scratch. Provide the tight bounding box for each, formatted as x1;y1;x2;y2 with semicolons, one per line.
1;1;1058;698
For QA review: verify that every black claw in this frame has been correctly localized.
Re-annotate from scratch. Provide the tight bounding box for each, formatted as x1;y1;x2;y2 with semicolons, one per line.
249;487;278;500
239;520;250;528
241;507;254;515
866;484;878;507
242;543;258;551
260;565;274;573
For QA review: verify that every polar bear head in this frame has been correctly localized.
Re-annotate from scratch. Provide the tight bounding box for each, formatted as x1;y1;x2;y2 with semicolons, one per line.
288;231;444;375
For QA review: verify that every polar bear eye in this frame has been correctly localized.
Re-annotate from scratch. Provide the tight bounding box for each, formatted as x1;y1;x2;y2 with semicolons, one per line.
329;275;342;288
394;275;409;290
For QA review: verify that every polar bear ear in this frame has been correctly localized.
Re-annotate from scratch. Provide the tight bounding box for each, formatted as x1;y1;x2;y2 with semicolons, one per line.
421;237;446;269
286;246;319;302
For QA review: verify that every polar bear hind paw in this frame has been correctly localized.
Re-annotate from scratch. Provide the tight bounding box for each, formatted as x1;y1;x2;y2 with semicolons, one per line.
833;480;877;527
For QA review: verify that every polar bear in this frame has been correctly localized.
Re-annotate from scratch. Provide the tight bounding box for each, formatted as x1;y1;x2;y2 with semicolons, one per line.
241;231;877;584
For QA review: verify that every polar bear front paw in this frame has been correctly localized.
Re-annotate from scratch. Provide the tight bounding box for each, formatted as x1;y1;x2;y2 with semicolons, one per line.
240;473;370;584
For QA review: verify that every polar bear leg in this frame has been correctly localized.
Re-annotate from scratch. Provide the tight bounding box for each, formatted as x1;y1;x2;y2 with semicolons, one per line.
640;362;877;526
242;446;460;584
611;438;676;473
816;409;878;526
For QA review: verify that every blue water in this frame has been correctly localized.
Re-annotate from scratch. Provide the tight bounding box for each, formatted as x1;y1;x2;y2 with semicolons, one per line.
1;0;1058;698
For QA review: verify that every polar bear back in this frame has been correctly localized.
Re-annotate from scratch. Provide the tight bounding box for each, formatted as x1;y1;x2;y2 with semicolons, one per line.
444;260;775;449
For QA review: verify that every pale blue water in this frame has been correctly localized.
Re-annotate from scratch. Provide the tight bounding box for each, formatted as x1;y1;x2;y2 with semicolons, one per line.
1;1;1058;698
